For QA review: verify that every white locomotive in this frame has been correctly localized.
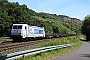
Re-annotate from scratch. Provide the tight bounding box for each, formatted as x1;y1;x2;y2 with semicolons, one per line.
10;24;75;41
11;24;45;41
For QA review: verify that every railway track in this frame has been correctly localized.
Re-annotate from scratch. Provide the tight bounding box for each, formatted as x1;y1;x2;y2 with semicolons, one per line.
0;37;68;54
0;39;50;54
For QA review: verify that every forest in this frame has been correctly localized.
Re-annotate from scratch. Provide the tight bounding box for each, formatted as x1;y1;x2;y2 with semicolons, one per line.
0;0;82;37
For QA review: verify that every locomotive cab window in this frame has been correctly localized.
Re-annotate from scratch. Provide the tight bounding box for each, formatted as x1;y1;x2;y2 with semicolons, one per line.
18;26;22;29
13;26;17;29
13;25;22;29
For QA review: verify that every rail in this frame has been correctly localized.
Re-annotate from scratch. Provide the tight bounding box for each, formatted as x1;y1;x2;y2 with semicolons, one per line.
0;43;75;60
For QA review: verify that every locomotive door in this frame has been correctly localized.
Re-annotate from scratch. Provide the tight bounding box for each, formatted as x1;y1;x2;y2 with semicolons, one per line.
25;26;27;37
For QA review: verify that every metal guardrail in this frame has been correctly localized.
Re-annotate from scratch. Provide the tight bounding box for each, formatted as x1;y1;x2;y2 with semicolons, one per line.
1;43;75;60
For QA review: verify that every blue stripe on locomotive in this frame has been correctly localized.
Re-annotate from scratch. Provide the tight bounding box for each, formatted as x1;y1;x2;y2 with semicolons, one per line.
28;26;44;34
34;29;43;34
39;30;43;34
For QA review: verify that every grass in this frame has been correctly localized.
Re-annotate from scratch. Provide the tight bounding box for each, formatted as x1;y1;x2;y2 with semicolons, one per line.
17;35;83;60
0;37;11;42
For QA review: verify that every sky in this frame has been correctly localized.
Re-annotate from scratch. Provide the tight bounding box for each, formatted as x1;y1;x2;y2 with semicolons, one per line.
8;0;90;20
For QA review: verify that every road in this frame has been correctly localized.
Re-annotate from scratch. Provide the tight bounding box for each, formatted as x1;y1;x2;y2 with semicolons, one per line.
54;41;90;60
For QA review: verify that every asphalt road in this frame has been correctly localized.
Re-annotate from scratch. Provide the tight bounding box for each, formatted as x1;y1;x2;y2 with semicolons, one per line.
54;41;90;60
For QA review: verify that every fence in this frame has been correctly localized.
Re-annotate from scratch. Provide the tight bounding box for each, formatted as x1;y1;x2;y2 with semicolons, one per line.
0;43;75;60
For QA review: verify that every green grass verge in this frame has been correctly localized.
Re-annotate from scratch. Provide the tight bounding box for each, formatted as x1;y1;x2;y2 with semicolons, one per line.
17;36;83;60
0;37;11;41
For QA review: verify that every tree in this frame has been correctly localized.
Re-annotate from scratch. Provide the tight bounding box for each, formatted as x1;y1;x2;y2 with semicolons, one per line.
81;15;90;40
0;0;82;37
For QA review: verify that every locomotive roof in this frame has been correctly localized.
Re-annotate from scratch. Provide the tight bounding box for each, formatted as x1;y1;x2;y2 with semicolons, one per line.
13;24;28;25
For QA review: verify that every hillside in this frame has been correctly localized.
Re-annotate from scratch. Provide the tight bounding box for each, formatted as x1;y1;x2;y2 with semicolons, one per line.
37;12;82;34
0;0;82;37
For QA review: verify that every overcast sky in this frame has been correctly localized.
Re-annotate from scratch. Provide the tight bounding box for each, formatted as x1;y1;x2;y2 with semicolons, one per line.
8;0;90;20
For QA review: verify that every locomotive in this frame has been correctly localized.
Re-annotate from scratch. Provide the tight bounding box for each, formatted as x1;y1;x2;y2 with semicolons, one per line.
10;24;75;41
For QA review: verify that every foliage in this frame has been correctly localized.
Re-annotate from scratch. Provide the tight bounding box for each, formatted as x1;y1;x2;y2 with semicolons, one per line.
0;0;82;37
81;15;90;40
37;36;80;48
17;36;83;60
37;13;82;34
0;0;36;36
